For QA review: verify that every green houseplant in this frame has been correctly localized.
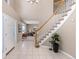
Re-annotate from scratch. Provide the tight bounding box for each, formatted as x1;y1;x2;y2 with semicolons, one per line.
49;33;60;53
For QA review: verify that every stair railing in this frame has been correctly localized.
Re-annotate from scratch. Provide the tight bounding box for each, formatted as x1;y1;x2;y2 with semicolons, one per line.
34;0;65;48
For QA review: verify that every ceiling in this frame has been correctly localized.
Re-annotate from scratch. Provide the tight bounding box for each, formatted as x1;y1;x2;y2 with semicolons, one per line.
14;0;53;23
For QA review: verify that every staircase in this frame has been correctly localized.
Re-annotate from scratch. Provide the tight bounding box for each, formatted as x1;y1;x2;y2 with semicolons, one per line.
34;0;76;47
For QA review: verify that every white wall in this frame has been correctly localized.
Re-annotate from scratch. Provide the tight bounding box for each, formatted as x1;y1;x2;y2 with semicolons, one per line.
56;10;76;58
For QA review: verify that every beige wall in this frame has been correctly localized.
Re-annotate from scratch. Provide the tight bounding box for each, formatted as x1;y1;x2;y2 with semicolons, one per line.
56;10;76;58
2;1;20;20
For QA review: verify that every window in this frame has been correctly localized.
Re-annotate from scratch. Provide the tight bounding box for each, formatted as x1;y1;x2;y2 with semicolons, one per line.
18;24;22;33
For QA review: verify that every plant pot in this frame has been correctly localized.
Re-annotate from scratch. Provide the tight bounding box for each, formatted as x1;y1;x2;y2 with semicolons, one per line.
53;43;59;53
49;48;52;51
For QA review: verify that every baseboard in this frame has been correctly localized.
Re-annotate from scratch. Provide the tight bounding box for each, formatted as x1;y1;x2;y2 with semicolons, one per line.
60;50;75;59
41;45;50;48
41;45;75;59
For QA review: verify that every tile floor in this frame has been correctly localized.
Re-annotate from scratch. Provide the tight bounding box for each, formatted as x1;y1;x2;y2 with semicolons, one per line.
5;36;71;59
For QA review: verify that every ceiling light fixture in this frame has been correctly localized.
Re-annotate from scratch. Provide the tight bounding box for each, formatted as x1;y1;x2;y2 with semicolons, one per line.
27;0;39;4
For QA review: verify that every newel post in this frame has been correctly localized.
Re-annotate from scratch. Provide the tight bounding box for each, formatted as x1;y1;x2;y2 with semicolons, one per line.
34;29;39;48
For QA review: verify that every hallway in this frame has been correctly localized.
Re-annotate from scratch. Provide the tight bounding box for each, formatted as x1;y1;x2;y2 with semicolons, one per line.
5;36;71;59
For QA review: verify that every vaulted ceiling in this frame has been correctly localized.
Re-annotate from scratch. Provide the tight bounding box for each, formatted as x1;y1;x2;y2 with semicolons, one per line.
13;0;53;23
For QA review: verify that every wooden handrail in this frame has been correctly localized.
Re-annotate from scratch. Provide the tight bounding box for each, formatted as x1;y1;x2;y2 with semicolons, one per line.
36;0;64;32
36;13;56;31
34;0;65;48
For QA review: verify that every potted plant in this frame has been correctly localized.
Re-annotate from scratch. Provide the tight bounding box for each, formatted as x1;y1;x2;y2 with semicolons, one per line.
49;33;60;53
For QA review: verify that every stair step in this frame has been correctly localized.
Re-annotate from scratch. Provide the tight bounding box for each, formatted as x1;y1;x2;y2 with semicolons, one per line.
46;33;49;35
53;27;57;29
50;28;55;30
43;36;46;38
48;31;52;34
59;18;64;21
70;2;76;6
62;14;67;17
65;9;72;12
41;39;44;40
39;40;41;43
53;25;57;27
56;22;60;24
